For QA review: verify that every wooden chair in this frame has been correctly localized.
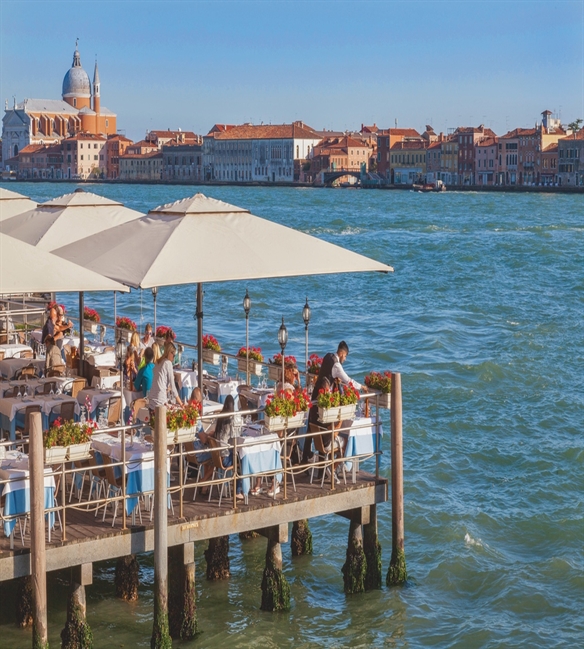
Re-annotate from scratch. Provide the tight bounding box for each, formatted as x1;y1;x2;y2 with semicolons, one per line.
99;454;124;526
42;381;58;394
207;437;234;507
4;386;20;398
183;440;210;501
47;366;66;377
70;378;87;400
131;398;147;423
237;393;258;422
15;365;37;380
0;351;4;361
15;405;42;449
60;401;76;422
107;397;122;426
18;350;33;359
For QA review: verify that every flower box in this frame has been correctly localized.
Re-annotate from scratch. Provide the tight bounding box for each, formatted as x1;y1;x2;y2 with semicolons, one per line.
173;427;196;444
238;358;263;376
268;364;283;382
68;442;92;461
116;329;132;344
376;393;391;409
202;349;220;365
44;445;68;464
83;321;98;335
264;411;307;432
318;403;357;424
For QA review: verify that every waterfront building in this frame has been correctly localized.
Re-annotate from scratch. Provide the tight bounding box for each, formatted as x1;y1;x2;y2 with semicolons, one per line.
474;136;499;185
2;45;117;164
310;135;373;177
455;125;497;185
557;128;584;186
105;134;133;179
145;129;199;147
125;139;160;155
61;132;107;179
540;143;558;185
376;128;421;180
390;140;427;184
204;121;321;183
162;142;203;182
118;151;163;181
439;135;459;184
425;136;445;183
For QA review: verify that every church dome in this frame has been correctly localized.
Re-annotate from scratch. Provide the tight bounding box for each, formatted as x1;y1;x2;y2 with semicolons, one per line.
62;48;91;98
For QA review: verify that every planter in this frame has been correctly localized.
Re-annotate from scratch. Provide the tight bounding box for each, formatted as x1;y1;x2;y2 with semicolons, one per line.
375;392;391;409
83;321;98;335
44;445;68;464
268;364;283;382
202;349;220;365
68;442;91;461
318;403;357;424
238;358;263;377
173;427;196;444
264;411;307;432
117;329;133;344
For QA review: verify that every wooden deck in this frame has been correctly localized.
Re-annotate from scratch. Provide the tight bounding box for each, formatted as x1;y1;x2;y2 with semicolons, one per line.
0;470;387;581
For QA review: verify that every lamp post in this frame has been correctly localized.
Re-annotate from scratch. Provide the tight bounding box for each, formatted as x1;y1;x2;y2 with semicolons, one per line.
278;317;288;387
152;286;158;333
243;289;251;384
116;330;125;425
302;297;311;387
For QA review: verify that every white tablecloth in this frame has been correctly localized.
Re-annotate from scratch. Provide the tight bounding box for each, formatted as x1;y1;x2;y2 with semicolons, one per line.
0;452;55;495
31;330;81;348
0;358;45;379
0;394;80;422
236;426;281;459
238;387;273;410
204;378;242;403
91;374;120;389
77;388;121;415
174;369;198;391
0;377;71;398
85;350;116;367
0;344;33;359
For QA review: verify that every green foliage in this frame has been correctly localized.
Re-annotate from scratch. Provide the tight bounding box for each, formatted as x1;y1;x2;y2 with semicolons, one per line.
342;537;367;594
386;546;408;586
43;419;95;449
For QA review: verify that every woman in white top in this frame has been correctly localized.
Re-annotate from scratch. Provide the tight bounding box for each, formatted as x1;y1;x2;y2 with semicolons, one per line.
149;341;182;409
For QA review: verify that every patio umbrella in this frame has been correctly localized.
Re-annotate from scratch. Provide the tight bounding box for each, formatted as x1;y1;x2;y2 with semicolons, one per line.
0;187;37;221
53;193;393;389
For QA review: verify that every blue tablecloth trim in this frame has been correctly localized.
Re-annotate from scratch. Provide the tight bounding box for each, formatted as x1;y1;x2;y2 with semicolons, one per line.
1;485;54;537
239;448;282;496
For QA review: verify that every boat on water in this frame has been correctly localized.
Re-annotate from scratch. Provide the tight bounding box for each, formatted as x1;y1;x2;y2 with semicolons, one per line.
412;181;446;192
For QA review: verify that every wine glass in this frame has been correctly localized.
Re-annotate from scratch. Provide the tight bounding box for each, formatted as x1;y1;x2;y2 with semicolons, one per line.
49;385;54;397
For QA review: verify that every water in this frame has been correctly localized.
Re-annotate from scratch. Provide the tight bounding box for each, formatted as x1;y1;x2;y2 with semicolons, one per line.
1;182;582;648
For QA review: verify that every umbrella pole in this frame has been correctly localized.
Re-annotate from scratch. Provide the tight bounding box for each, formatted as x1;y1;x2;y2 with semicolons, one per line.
197;283;203;397
79;291;84;379
113;291;117;341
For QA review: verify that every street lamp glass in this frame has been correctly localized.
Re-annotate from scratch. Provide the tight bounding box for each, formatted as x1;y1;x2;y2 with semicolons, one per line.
116;333;125;362
278;317;288;352
302;297;311;326
243;289;251;316
151;286;158;298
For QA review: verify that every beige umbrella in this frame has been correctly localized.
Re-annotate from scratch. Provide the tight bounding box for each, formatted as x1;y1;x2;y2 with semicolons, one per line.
0;187;37;222
53;192;393;385
0;232;128;294
0;188;144;250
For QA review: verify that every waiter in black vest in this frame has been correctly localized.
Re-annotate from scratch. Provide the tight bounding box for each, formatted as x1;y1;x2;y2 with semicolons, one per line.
301;341;366;465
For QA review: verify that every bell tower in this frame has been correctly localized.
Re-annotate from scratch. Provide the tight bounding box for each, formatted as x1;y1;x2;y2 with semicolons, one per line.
93;59;100;114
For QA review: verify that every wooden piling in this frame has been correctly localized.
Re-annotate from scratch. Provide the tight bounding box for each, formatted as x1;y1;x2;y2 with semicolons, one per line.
60;564;93;649
115;555;139;601
151;405;172;649
291;519;313;556
363;505;382;590
15;576;34;628
260;525;290;611
29;411;49;648
387;372;407;586
204;536;230;580
341;515;366;594
168;543;197;641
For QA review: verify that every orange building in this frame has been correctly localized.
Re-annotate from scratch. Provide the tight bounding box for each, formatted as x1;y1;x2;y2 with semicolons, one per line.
2;44;117;163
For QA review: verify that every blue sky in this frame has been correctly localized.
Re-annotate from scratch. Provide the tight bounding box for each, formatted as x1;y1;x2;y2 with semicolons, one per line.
1;0;582;140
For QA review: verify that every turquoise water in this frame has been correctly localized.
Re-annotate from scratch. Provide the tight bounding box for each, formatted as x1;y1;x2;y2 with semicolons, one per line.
1;182;582;648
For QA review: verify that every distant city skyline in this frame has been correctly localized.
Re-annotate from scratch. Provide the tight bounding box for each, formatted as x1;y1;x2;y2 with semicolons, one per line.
1;0;582;141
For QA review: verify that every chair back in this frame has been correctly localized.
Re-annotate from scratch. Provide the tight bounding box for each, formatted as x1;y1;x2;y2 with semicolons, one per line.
238;393;258;421
100;454;119;488
107;397;122;426
207;436;229;470
47;366;66;377
0;351;4;361
131;398;147;422
60;401;76;422
309;422;331;455
88;451;105;479
43;381;57;394
70;378;87;399
19;350;34;359
16;365;37;380
5;386;20;398
24;405;42;435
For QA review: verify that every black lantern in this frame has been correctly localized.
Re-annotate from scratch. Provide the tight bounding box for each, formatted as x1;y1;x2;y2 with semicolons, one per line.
302;297;311;328
243;289;251;316
278;317;288;353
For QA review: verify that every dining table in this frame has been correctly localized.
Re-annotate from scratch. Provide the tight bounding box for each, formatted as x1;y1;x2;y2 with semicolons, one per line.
30;330;81;349
77;388;121;421
339;416;383;482
235;423;283;496
0;343;34;359
204;377;242;404
0;450;55;538
91;432;170;515
174;369;198;402
0;376;72;398
0;394;80;440
0;357;45;380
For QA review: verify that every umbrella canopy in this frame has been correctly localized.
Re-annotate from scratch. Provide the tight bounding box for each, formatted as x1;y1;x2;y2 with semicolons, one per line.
0;233;129;294
0;187;37;221
53;193;393;288
0;189;144;251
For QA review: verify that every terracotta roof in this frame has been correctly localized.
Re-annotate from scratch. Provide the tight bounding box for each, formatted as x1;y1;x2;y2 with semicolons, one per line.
361;124;378;133
120;151;163;160
148;130;197;139
107;134;133;142
390;140;428;151
427;141;442;150
207;124;236;134
560;128;584;141
18;144;45;154
63;132;106;142
476;137;498;147
543;143;558;152
215;121;319;141
387;128;420;137
317;135;371;149
130;139;158;148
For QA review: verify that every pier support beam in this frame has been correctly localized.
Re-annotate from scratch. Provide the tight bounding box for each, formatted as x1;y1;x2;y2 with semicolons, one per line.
168;543;197;641
151;405;172;649
115;555;139;601
15;576;34;628
239;530;260;540
341;513;367;594
61;564;93;649
387;372;407;586
204;536;230;580
291;519;313;556
363;505;382;590
260;525;290;612
30;411;49;649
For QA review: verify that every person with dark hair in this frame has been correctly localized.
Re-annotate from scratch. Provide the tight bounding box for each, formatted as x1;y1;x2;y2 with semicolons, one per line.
41;307;57;344
300;341;366;466
134;346;155;397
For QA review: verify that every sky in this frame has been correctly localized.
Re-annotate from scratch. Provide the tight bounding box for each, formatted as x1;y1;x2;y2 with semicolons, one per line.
1;0;583;141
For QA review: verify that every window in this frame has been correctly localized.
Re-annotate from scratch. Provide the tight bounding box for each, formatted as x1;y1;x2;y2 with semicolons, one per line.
105;120;109;128
81;155;84;160
94;155;98;161
94;143;98;149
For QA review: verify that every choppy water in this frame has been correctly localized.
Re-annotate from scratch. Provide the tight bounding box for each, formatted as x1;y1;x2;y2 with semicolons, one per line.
1;182;582;648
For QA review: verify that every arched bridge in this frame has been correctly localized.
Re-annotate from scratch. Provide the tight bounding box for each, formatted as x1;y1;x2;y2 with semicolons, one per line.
322;169;362;187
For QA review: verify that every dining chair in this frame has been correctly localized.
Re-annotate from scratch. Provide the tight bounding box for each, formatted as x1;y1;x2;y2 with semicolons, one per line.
237;393;258;421
4;386;20;398
0;351;4;361
309;422;346;488
207;437;234;507
70;378;87;400
15;405;42;449
107;397;122;426
131;397;147;423
42;381;58;394
183;440;210;501
99;454;124;526
281;432;298;493
47;366;66;377
87;451;106;508
18;350;34;359
15;365;38;380
60;401;76;422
